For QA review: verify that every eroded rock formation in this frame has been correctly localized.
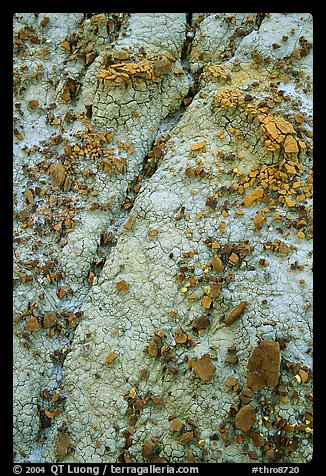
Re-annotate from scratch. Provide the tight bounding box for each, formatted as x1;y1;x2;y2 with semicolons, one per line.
13;13;313;463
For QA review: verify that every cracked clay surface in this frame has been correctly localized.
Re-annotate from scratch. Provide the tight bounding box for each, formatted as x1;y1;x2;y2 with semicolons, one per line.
13;13;313;463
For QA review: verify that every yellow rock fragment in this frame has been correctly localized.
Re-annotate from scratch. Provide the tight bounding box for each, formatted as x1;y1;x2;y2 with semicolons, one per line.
106;352;118;364
281;396;290;403
202;295;212;309
274;116;296;134
124;214;137;230
190;141;206;151
243;188;263;207
299;369;309;382
160;343;169;353
220;221;226;233
284;135;299;153
253;210;266;229
284;163;296;174
129;388;137;398
229;253;239;265
294;113;304;124
285;197;295;207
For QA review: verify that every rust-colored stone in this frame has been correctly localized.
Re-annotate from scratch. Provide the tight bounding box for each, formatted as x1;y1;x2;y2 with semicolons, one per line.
112;51;129;61
225;301;247;326
43;311;58;328
247;341;281;391
28;99;39;109
189;354;216;383
208;283;221;299
225;376;238;387
192;316;210;331
48;163;66;187
169;418;184;432
123;214;137;230
180;431;194;443
212;254;224;272
235;405;256;432
142;440;156;459
147;341;159;357
57;432;70;457
116;280;129;291
154;57;172;75
246;429;265;447
239;387;253;405
25;317;39;332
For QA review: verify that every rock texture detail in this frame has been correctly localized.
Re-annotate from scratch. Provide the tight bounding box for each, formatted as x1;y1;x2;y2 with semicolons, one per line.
13;13;313;464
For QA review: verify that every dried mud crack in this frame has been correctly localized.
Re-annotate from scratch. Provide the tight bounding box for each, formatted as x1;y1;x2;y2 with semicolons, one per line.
13;13;313;464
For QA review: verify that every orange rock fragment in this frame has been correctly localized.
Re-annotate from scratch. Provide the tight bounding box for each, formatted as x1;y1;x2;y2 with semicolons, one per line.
235;405;256;431
26;317;39;332
43;311;58;328
190;141;206;151
212;254;223;272
116;280;129;291
106;352;118;364
225;301;247;326
243;188;263;206
225;376;238;387
169;418;184;432
201;295;212;309
175;329;188;344
189;354;216;383
48;163;66;187
247;341;281;391
253;211;266;229
147;341;159;357
284;135;299;153
123;214;137;230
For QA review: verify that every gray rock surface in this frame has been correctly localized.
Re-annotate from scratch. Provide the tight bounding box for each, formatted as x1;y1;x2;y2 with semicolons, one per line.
13;13;313;463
